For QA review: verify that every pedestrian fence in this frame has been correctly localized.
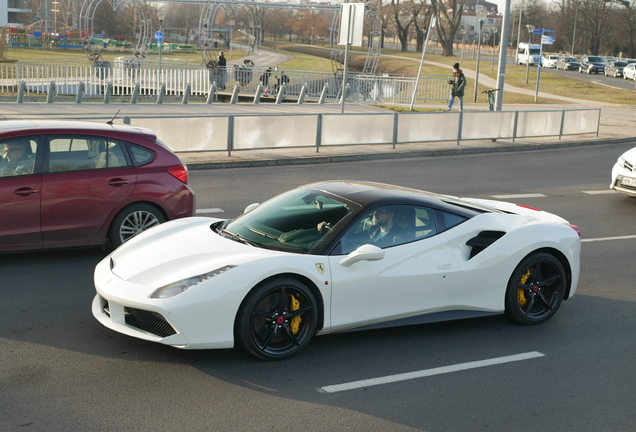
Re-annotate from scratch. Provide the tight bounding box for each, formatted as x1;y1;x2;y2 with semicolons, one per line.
0;60;451;104
121;108;601;156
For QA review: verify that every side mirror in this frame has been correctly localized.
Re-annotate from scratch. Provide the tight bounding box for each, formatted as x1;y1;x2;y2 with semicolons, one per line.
339;244;385;268
243;203;259;214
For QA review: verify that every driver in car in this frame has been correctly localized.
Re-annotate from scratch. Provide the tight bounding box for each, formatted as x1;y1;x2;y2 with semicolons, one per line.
0;141;34;177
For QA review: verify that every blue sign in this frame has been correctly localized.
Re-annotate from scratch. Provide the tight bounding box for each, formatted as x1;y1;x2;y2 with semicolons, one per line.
155;31;163;42
533;28;554;35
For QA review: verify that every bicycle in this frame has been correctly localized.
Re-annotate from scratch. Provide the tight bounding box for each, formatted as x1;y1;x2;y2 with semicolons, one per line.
481;88;499;141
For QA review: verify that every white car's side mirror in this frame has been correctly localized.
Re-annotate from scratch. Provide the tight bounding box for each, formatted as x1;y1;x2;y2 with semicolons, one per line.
244;203;260;214
339;244;385;267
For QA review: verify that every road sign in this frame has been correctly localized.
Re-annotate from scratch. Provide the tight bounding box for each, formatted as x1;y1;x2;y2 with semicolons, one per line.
542;35;556;45
155;31;163;43
533;28;554;35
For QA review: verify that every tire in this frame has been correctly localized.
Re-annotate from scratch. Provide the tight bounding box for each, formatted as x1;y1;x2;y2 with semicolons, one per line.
108;203;165;249
614;71;618;78
504;252;566;325
579;67;582;73
237;277;318;360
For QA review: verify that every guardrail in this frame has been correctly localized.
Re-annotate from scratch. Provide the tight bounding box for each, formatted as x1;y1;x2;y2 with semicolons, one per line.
0;61;450;104
122;108;601;156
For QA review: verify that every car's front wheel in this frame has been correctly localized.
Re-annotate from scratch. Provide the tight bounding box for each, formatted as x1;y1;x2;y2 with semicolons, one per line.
505;252;566;325
108;203;165;249
237;278;318;360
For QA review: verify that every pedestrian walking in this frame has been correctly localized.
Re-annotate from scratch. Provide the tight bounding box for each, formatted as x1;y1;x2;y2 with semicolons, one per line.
447;63;466;111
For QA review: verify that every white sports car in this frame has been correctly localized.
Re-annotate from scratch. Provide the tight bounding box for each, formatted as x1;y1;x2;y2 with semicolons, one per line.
93;181;581;360
610;147;636;196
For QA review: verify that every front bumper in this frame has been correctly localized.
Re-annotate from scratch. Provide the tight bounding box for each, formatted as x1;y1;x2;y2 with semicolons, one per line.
610;161;636;197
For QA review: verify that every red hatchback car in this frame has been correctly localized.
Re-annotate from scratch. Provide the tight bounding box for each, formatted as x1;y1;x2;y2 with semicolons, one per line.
0;120;195;252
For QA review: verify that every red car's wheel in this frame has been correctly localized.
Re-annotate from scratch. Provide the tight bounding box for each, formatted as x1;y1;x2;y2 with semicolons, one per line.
109;203;165;249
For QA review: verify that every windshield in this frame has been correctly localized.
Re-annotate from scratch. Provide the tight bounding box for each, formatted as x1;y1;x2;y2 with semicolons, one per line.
222;188;356;254
529;49;540;55
588;57;604;62
564;57;577;62
615;62;628;67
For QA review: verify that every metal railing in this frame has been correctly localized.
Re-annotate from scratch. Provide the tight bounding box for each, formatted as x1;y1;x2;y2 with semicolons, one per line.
0;60;450;104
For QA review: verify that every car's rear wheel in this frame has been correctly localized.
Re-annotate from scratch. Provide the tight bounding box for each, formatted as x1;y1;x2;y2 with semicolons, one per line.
505;252;566;325
237;278;318;360
108;203;165;249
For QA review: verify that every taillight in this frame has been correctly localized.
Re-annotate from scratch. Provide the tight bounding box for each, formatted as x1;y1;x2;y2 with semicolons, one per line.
516;204;541;211
568;225;581;237
168;165;188;184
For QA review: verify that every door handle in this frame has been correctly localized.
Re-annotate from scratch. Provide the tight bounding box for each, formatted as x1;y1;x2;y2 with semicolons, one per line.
107;178;130;187
437;262;453;269
14;187;39;196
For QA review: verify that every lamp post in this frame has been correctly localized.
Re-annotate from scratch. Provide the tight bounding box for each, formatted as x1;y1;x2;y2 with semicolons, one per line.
525;24;534;84
460;29;466;64
472;9;488;103
490;27;498;71
158;15;164;70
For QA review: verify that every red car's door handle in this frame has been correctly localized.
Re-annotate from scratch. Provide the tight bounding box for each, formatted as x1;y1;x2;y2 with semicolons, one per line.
106;178;130;187
14;187;39;196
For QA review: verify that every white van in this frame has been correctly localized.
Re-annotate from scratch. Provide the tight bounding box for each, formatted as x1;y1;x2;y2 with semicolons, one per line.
517;43;542;66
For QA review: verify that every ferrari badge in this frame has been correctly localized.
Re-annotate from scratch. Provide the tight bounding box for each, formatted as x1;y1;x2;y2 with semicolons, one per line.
315;263;325;275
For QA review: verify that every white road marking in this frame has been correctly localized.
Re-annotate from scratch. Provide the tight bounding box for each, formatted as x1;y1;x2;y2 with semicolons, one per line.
317;351;545;394
582;190;617;195
582;234;636;243
491;194;547;199
196;208;225;214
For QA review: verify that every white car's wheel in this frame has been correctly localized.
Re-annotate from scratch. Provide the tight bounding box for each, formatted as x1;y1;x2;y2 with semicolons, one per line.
505;252;566;325
237;277;318;360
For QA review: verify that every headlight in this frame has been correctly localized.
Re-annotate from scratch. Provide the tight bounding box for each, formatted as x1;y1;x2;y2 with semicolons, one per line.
618;155;626;168
149;265;237;299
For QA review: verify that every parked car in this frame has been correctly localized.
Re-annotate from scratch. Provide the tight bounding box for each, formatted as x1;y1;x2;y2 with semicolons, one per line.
603;56;618;63
604;61;628;77
0;120;195;252
93;180;581;360
556;56;581;71
611;147;636;197
623;63;636;80
579;56;606;74
541;55;560;68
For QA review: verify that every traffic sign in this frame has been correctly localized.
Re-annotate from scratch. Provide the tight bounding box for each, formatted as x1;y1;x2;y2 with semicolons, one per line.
542;35;556;45
155;31;163;42
533;28;554;35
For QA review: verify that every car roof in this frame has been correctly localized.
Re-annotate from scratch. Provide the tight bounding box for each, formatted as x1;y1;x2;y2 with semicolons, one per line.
303;180;492;215
0;119;156;141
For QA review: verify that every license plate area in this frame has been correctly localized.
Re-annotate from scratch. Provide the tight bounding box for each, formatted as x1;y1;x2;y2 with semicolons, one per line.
621;177;636;186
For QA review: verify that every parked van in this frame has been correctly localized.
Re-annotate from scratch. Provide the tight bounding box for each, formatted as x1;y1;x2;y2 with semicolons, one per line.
517;43;541;65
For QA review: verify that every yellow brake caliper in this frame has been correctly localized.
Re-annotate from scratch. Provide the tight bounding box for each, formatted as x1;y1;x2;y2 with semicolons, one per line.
518;269;530;307
290;294;302;334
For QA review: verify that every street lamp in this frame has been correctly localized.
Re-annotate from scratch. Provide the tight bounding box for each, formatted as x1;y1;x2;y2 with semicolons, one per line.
490;27;498;71
460;28;466;64
472;9;488;103
525;24;534;84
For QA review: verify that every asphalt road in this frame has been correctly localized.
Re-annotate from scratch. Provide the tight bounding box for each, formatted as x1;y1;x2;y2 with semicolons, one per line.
2;142;636;432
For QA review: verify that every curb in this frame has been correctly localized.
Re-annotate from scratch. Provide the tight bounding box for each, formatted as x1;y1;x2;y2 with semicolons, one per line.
185;136;635;170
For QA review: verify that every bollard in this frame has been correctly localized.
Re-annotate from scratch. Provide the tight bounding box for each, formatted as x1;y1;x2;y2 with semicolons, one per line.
230;84;240;104
103;82;112;104
318;83;329;104
75;81;85;104
206;82;217;104
46;81;55;104
297;83;308;104
156;83;165;104
130;83;140;104
16;81;26;103
181;83;191;104
275;85;287;104
253;84;263;104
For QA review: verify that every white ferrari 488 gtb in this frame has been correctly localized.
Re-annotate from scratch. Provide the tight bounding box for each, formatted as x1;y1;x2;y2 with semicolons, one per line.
93;181;581;360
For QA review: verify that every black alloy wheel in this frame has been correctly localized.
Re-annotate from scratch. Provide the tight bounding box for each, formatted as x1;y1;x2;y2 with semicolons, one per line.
237;278;318;360
505;252;566;325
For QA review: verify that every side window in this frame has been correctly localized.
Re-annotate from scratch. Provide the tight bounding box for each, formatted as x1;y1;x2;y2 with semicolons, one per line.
129;144;155;166
414;207;437;239
433;209;467;232
339;205;419;254
0;138;37;178
48;136;128;172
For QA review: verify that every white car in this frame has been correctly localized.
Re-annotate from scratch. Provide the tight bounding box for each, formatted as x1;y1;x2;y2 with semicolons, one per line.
623;63;636;81
93;181;581;360
611;148;636;196
542;55;560;68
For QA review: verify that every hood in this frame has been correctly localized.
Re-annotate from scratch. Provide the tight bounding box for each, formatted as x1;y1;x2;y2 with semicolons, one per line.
460;198;569;224
621;147;636;163
108;217;283;286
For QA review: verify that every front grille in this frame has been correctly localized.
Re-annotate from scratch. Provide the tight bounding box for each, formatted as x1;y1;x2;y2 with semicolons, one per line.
614;178;636;191
124;307;177;338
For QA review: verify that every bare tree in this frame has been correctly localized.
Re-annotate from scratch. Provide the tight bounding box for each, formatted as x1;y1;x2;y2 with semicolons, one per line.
430;0;467;56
